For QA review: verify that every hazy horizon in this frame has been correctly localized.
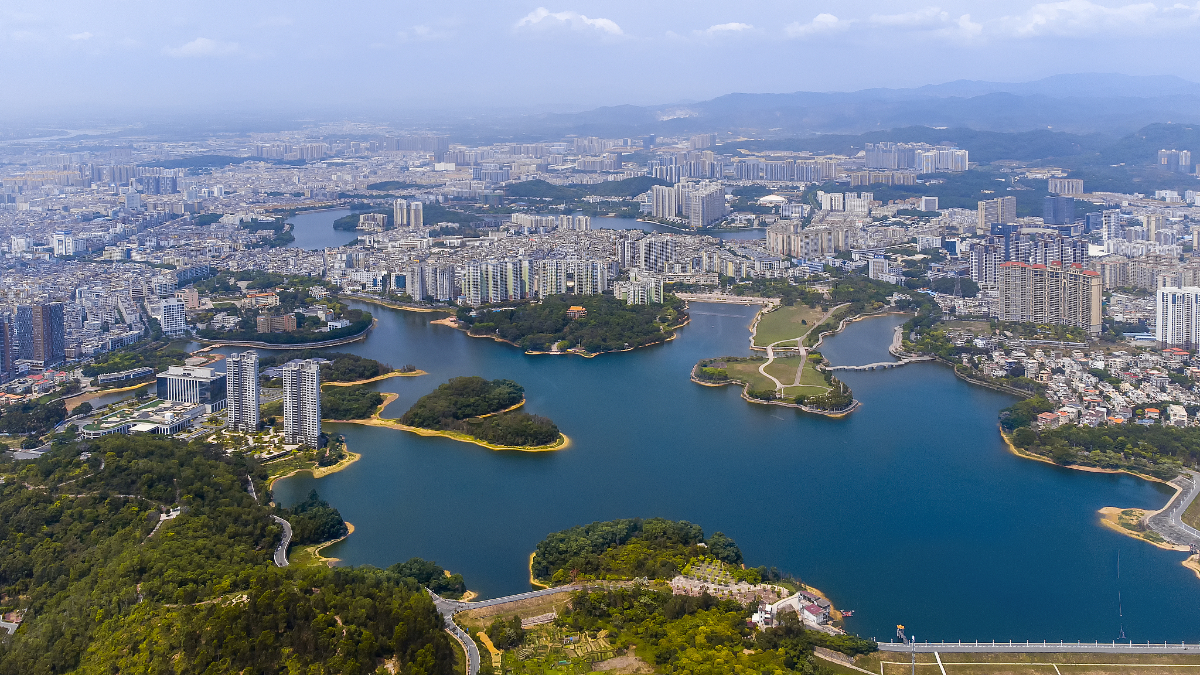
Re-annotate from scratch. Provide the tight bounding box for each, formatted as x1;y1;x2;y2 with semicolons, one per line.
5;0;1200;121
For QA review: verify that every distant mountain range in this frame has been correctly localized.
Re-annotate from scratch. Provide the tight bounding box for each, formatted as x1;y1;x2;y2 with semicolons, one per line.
451;74;1200;141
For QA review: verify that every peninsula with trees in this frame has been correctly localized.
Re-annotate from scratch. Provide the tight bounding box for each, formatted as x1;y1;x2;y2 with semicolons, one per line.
329;376;566;451
453;517;875;675
397;377;563;449
453;293;687;356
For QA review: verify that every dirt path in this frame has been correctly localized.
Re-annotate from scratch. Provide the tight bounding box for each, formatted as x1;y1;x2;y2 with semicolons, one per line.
759;304;849;395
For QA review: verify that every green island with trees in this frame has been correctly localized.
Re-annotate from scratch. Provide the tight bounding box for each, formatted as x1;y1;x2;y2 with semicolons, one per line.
398;377;563;449
455;293;687;356
531;518;746;586
321;385;386;420
457;517;876;675
259;350;411;383
0;434;460;674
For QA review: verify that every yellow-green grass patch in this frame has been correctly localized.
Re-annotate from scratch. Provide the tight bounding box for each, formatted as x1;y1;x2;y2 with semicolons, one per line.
753;304;825;347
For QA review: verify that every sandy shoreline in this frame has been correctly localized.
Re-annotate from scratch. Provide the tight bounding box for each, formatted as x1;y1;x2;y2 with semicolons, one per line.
321;370;427;387
64;381;153;410
326;392;570;452
266;439;362;489
305;521;355;567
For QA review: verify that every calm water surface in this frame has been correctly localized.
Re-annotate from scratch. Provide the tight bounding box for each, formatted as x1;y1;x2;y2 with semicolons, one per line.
257;303;1200;643
286;208;360;250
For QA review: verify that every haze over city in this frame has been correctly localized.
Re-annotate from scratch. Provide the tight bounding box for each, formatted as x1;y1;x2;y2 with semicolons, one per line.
6;0;1200;117
4;2;1200;675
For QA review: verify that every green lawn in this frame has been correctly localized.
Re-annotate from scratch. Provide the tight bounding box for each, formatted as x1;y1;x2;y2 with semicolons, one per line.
721;359;777;392
753;304;824;348
1184;492;1200;530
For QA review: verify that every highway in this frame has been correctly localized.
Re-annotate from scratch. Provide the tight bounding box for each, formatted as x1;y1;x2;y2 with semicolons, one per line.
878;641;1200;654
270;515;291;567
1146;470;1200;548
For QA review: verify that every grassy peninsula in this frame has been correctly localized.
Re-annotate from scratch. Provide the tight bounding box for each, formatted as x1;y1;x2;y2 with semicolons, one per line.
694;354;854;412
456;293;687;355
0;434;459;675
400;377;563;448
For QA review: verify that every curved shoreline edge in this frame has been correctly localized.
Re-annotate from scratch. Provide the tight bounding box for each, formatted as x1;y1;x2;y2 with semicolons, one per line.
266;440;362;490
449;315;691;359
296;521;356;567
193;319;376;352
322;370;427;387
326;393;570;453
688;363;859;418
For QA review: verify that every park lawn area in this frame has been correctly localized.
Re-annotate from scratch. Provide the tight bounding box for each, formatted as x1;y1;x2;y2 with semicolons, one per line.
721;358;778;392
779;357;834;399
856;651;1200;675
1184;494;1200;530
753;304;825;348
763;355;806;384
456;591;575;633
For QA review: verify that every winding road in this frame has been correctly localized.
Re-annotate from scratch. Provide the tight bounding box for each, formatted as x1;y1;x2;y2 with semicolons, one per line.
429;586;592;675
1146;470;1200;548
270;515;292;567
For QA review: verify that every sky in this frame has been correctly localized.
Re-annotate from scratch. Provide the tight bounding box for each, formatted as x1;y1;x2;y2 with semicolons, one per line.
2;0;1200;120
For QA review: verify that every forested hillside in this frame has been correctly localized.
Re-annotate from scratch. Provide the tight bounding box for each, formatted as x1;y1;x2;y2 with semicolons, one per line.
0;435;457;675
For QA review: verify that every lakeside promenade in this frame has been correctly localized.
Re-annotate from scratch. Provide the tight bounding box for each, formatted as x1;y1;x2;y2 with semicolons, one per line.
879;641;1200;654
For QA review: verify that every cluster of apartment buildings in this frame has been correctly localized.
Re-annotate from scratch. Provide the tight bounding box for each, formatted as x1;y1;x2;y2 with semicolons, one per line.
83;353;322;448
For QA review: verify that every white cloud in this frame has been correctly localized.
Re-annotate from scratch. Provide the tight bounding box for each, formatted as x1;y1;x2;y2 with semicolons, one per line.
515;7;623;36
785;13;846;38
947;13;984;40
399;24;454;41
995;1;1165;37
164;37;240;57
869;7;950;27
702;22;753;35
68;31;93;41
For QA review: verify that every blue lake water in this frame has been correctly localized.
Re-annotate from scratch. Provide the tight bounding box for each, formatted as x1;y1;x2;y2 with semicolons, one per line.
242;302;1200;643
286;208;360;250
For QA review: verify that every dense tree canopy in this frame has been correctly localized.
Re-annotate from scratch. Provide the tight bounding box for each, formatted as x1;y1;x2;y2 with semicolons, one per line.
260;350;394;382
321;385;385;420
531;518;741;585
559;586;876;674
280;489;349;545
0;435;457;675
460;294;686;354
401;377;524;427
399;377;559;446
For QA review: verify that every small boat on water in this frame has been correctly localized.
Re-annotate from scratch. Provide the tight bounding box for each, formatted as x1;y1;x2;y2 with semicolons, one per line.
841;610;854;617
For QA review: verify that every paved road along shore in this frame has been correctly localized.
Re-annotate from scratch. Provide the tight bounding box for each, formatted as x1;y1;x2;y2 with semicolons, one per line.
1147;470;1200;548
878;641;1200;653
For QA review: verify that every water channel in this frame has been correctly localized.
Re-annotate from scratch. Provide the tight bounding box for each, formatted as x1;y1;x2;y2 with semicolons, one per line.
247;302;1200;643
